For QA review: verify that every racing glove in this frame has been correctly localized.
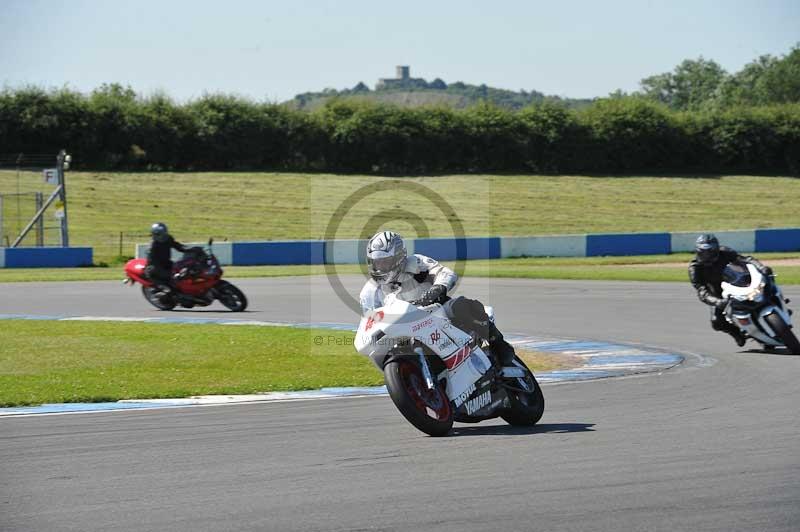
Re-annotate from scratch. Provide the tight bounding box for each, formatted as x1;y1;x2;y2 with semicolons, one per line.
715;298;729;310
412;284;448;306
763;266;774;276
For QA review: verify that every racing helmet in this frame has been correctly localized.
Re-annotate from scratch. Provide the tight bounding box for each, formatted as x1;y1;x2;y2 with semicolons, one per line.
366;231;407;284
151;222;170;243
695;233;720;265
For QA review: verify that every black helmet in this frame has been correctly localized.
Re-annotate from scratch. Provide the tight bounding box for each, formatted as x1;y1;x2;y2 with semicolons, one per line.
695;234;720;265
151;222;169;243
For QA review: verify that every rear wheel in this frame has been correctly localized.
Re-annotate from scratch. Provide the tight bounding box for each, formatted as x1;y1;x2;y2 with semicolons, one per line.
384;359;453;437
216;281;248;312
500;356;545;426
141;286;176;311
765;313;800;355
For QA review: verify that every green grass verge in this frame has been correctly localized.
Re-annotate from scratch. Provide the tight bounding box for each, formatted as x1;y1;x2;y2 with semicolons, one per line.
2;253;799;284
462;254;800;284
2;171;800;262
0;321;377;407
0;320;567;407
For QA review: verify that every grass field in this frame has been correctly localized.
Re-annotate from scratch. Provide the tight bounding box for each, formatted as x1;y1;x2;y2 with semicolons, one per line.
2;171;799;262
2;253;799;284
0;320;566;407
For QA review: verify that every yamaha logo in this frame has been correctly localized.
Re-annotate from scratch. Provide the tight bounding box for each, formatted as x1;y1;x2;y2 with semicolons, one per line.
465;390;492;415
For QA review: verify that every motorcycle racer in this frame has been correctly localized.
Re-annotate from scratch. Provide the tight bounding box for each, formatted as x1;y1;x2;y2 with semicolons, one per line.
689;233;772;347
359;230;516;365
146;222;188;294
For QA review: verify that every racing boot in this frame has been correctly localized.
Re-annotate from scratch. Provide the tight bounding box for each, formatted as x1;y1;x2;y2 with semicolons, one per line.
727;329;747;347
487;322;516;366
714;315;747;348
153;283;174;301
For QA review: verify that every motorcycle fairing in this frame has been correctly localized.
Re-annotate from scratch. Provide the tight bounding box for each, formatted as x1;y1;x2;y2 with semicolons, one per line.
722;263;794;347
355;294;493;405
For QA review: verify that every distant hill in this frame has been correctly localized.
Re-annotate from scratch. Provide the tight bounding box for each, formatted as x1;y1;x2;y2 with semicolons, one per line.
286;67;594;111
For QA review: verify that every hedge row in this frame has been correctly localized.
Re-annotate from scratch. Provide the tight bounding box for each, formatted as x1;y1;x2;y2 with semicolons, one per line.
1;87;798;174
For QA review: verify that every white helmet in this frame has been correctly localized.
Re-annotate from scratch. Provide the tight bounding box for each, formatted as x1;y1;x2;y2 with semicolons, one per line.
366;231;407;284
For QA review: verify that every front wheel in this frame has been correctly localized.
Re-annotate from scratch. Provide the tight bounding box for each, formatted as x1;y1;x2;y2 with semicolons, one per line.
141;285;177;311
500;356;545;426
384;359;453;437
765;313;800;355
215;281;248;312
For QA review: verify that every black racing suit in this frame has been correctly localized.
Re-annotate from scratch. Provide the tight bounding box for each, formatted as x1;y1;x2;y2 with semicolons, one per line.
688;246;766;340
146;236;188;291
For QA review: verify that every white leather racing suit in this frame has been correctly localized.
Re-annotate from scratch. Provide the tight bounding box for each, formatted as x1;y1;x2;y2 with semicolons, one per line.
359;254;457;315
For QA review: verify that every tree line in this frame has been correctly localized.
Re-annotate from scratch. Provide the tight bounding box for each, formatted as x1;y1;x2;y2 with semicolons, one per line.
1;85;797;175
636;45;800;110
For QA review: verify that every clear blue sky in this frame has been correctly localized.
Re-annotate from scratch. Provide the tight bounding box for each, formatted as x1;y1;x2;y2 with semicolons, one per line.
2;0;798;102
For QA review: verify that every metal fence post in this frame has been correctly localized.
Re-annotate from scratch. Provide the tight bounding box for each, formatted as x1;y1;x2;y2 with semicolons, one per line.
35;192;44;246
57;150;69;247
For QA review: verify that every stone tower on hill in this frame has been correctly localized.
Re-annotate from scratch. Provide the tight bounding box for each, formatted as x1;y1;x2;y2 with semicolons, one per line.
377;66;427;89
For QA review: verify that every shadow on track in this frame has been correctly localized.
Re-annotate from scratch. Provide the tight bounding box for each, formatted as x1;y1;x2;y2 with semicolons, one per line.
150;309;257;314
450;422;595;437
739;347;798;357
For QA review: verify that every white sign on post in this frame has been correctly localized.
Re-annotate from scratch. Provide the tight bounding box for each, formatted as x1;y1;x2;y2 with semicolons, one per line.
43;168;58;185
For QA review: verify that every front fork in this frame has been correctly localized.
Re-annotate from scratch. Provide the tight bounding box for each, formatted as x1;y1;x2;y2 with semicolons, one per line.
414;346;436;391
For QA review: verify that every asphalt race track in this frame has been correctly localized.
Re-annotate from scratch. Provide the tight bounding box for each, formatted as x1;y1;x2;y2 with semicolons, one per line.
1;275;799;532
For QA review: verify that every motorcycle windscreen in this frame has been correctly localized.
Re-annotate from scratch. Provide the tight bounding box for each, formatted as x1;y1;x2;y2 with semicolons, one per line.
722;263;751;287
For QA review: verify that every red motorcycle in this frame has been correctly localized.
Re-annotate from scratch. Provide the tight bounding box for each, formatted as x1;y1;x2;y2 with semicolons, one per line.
124;239;247;312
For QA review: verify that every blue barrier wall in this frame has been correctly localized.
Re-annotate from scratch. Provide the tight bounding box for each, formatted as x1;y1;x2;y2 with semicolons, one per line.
135;242;234;265
130;228;800;266
413;237;501;261
323;239;364;265
671;230;756;253
2;247;93;268
754;228;800;252
232;241;326;265
586;232;672;257
500;235;587;258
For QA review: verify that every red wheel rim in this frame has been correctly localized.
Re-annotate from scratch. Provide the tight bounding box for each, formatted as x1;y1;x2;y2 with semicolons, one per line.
398;360;451;421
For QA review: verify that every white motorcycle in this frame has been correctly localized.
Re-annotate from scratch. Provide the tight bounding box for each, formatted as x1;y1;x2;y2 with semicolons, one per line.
355;293;544;436
721;262;799;354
